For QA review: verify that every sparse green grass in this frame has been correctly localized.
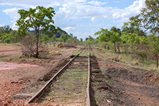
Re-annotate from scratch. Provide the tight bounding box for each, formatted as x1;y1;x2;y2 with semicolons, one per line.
94;47;159;73
41;67;88;104
72;51;80;55
0;56;21;62
49;92;54;96
0;42;21;46
72;50;90;56
39;56;50;59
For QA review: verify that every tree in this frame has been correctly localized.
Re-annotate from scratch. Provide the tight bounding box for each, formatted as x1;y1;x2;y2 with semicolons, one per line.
59;33;71;43
85;36;92;45
69;33;73;38
95;28;121;53
130;0;159;35
0;27;21;43
121;33;140;53
95;28;110;42
16;6;60;58
80;38;83;42
1;33;13;43
110;26;121;34
0;25;12;39
110;26;121;53
140;0;159;34
124;0;159;67
122;20;146;36
0;25;12;33
147;34;159;67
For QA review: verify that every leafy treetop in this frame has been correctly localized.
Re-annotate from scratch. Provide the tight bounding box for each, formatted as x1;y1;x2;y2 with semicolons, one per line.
16;6;60;58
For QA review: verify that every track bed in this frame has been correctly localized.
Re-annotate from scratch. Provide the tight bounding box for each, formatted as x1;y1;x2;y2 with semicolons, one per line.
38;56;88;105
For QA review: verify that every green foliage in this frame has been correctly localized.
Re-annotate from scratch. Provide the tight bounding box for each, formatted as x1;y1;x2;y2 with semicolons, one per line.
110;26;121;34
109;31;121;43
1;34;12;43
67;38;80;44
135;49;147;61
121;33;140;44
56;33;80;44
141;0;159;34
139;36;148;44
122;17;146;36
147;34;159;54
95;27;121;53
0;25;13;42
98;42;112;50
95;28;110;42
0;30;21;43
93;0;159;68
80;38;83;42
127;0;159;35
16;6;60;58
147;33;159;67
16;6;60;35
60;33;71;43
121;33;141;55
84;35;98;47
0;25;12;34
40;35;49;43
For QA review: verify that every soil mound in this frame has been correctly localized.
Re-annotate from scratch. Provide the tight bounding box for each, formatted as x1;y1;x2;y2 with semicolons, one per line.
104;67;159;105
105;67;159;85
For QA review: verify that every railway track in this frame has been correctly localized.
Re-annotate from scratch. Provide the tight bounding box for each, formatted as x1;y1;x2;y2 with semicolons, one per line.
25;48;91;105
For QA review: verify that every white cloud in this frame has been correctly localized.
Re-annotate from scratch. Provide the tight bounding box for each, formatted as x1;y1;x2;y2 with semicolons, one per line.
1;0;146;39
53;6;77;28
126;0;145;14
74;31;95;40
55;2;113;21
54;0;145;26
75;0;87;2
2;8;20;23
112;12;121;19
91;17;95;22
0;0;66;8
88;0;107;6
1;0;145;24
111;0;145;22
12;22;18;30
104;16;107;18
0;0;87;8
64;26;76;32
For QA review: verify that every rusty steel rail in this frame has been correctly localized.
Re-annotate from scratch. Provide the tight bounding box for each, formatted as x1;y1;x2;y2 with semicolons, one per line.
25;48;85;104
86;52;91;106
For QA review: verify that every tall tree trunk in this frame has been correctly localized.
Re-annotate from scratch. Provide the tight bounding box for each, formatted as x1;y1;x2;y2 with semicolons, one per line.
155;53;158;68
114;42;117;53
117;43;120;54
35;28;39;58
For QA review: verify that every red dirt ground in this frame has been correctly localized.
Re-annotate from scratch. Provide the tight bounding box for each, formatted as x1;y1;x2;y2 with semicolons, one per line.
0;45;80;105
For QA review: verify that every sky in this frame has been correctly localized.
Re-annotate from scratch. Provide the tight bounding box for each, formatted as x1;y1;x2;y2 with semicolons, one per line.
0;0;146;40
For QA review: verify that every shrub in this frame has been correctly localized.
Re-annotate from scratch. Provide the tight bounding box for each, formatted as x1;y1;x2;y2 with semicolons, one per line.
21;35;49;57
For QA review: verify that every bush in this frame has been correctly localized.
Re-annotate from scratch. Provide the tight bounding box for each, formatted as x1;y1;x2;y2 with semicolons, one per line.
98;42;112;50
21;35;49;57
1;33;13;43
133;50;147;62
121;43;130;54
